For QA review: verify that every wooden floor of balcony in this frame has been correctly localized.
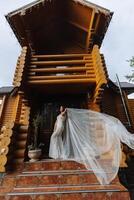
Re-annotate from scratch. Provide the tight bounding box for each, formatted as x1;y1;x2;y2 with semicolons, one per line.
27;82;96;94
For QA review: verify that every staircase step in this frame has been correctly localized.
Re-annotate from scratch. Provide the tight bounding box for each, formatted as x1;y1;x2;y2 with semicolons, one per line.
3;170;119;191
23;159;115;172
16;173;97;187
13;184;126;193
22;169;89;174
0;160;130;199
24;160;86;172
6;190;129;200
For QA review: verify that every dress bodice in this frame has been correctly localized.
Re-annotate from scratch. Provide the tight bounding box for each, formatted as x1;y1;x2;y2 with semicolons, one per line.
57;114;66;122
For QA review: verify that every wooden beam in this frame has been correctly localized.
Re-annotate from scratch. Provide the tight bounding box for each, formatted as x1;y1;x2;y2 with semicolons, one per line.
94;13;101;32
29;67;94;73
28;78;96;85
86;9;96;51
20;14;35;51
28;74;96;80
30;60;92;66
32;54;91;59
67;20;89;32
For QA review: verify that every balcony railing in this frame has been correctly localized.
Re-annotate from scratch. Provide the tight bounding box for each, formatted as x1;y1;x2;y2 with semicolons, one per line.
27;53;96;85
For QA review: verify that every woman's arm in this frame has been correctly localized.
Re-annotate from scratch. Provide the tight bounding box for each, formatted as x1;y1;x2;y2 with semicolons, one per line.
61;108;67;116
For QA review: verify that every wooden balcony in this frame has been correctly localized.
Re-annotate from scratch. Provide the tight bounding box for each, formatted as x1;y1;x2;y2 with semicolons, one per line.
13;45;108;95
26;53;96;94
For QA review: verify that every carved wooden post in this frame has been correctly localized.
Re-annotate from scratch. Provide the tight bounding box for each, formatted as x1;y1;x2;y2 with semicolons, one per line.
92;45;107;104
13;46;28;87
13;91;31;164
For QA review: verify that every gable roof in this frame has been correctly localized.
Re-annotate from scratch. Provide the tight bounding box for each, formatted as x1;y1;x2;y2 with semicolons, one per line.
6;0;113;54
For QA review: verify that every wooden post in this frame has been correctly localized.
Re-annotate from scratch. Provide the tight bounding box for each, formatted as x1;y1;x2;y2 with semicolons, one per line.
91;45;108;106
13;47;28;87
86;9;95;51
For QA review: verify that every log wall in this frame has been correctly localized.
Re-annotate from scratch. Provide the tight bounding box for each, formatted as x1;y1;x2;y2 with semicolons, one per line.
0;92;20;172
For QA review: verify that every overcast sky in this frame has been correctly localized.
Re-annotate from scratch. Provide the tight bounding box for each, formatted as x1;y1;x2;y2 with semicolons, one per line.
0;0;134;86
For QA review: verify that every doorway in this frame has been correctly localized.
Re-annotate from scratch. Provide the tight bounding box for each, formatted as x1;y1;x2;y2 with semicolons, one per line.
30;94;87;158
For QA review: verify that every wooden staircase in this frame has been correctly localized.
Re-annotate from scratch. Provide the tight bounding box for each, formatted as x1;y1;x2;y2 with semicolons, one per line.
0;160;130;199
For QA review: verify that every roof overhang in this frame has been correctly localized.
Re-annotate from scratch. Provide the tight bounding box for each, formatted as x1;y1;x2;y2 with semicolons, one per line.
0;86;14;95
6;0;113;54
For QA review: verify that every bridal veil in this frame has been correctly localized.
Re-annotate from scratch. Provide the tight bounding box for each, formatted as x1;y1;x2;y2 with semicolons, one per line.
49;108;134;185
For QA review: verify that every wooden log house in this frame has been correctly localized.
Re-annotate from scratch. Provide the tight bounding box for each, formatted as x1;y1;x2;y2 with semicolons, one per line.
0;0;134;199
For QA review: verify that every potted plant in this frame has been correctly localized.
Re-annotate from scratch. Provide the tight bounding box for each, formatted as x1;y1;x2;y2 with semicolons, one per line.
28;113;44;162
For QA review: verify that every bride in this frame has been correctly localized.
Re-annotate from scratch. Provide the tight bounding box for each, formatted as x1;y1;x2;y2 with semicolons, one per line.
49;107;134;185
49;106;67;159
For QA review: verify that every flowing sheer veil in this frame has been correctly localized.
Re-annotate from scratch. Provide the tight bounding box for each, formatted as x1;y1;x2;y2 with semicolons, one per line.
50;108;134;185
49;108;134;184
